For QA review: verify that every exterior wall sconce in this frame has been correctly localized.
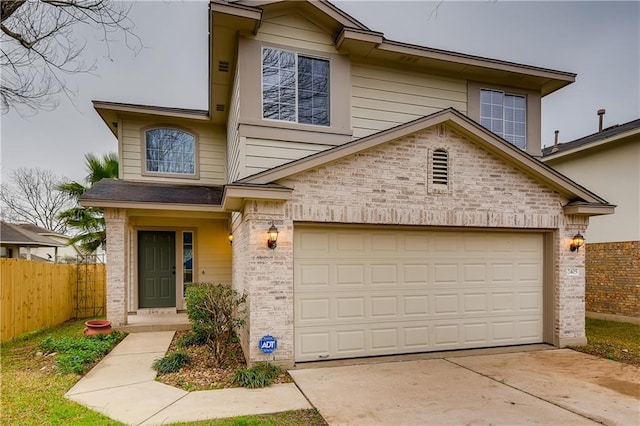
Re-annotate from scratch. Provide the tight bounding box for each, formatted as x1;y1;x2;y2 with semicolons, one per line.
570;233;585;252
267;223;279;249
228;233;234;245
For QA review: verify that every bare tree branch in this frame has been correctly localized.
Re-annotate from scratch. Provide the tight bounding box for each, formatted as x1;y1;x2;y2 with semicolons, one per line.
0;167;74;233
1;0;141;115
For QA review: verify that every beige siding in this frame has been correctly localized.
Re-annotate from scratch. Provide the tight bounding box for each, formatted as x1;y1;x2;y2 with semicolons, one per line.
254;12;338;54
244;137;335;176
228;67;243;182
121;117;227;185
351;62;468;139
546;140;640;243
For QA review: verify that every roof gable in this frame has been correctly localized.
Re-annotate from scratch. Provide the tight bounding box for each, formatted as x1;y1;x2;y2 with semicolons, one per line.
238;108;611;208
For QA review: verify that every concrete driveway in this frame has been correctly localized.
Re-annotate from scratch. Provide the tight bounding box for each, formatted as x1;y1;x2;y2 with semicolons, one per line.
290;349;640;425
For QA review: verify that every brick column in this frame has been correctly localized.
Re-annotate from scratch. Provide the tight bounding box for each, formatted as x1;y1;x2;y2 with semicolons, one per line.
240;200;294;367
555;215;589;347
104;208;129;327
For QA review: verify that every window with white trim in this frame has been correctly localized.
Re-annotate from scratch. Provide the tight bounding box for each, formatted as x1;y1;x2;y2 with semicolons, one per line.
262;47;329;126
480;89;527;149
145;128;196;175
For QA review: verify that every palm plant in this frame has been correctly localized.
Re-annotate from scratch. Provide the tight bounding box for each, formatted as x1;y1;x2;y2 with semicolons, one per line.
58;153;118;254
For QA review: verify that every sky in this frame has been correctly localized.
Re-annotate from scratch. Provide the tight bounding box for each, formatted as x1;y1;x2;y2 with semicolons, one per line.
1;0;638;183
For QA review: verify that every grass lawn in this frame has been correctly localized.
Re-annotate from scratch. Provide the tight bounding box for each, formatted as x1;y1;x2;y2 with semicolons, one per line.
1;318;326;426
1;319;123;425
571;317;640;366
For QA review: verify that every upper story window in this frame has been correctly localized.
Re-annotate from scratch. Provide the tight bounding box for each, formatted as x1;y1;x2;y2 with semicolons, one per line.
262;47;330;126
145;128;196;176
480;89;527;149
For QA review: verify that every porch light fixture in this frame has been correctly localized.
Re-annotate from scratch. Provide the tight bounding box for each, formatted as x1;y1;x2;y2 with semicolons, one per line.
228;233;234;245
570;233;585;252
267;223;279;249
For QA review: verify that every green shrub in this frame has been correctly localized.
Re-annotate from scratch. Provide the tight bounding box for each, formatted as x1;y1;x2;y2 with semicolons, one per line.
176;330;207;348
152;352;191;374
38;332;126;375
185;282;247;365
232;362;281;388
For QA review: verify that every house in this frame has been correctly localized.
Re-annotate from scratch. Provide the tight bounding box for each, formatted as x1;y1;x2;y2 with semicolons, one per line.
543;116;639;324
0;221;64;261
81;0;614;366
12;224;85;263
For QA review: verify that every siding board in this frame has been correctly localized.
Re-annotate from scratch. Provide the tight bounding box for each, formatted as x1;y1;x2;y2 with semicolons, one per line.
351;62;468;138
255;12;337;54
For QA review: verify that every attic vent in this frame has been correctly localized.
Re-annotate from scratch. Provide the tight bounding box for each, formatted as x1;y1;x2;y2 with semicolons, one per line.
398;55;419;64
218;61;229;72
432;149;448;186
216;104;225;112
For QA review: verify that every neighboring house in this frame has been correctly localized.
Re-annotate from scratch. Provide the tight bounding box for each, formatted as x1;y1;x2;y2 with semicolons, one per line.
13;224;84;263
543;117;639;324
0;221;64;261
81;0;614;366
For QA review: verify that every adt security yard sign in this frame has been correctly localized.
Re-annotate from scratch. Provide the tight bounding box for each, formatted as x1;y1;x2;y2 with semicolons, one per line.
259;335;277;354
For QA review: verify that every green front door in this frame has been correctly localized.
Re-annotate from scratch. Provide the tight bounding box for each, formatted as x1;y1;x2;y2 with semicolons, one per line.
138;231;176;308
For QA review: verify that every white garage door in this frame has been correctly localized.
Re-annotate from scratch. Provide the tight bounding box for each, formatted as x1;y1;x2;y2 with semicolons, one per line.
294;226;544;362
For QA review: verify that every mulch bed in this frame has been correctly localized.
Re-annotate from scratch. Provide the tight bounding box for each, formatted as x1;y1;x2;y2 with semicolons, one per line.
155;331;292;391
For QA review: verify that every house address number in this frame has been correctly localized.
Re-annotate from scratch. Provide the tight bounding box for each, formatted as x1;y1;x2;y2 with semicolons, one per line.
566;268;581;277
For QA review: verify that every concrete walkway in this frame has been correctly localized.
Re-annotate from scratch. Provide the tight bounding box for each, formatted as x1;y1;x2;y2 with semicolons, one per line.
64;332;311;425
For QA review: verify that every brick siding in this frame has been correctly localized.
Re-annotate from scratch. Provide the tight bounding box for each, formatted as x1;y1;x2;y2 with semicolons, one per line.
234;125;591;366
585;241;640;318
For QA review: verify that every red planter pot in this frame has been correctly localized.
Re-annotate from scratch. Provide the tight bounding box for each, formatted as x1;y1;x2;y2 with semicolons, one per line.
83;320;113;336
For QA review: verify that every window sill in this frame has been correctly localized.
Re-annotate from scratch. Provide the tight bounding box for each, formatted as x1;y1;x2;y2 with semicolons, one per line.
141;171;200;180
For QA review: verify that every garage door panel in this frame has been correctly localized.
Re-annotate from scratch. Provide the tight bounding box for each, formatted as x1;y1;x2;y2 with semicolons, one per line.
336;264;365;285
371;296;398;317
336;330;366;353
336;297;366;320
433;294;459;315
294;227;544;362
433;263;459;283
337;232;365;252
518;263;543;282
297;263;330;287
371;264;398;284
298;332;330;358
299;298;330;321
371;328;398;350
402;264;428;284
463;293;488;314
298;231;330;252
463;263;488;283
403;295;429;316
518;291;542;311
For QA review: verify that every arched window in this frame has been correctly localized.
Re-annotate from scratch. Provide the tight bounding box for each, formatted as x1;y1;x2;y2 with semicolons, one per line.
432;148;448;186
145;128;196;175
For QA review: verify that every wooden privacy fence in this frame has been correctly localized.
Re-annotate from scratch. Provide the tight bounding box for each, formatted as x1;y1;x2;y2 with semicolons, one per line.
0;258;106;341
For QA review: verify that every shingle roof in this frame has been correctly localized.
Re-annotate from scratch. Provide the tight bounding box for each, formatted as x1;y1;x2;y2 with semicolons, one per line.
542;118;640;157
16;223;63;236
80;179;224;206
0;221;64;247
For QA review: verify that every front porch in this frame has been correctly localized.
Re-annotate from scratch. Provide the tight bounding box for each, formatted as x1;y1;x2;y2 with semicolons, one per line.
115;312;191;333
